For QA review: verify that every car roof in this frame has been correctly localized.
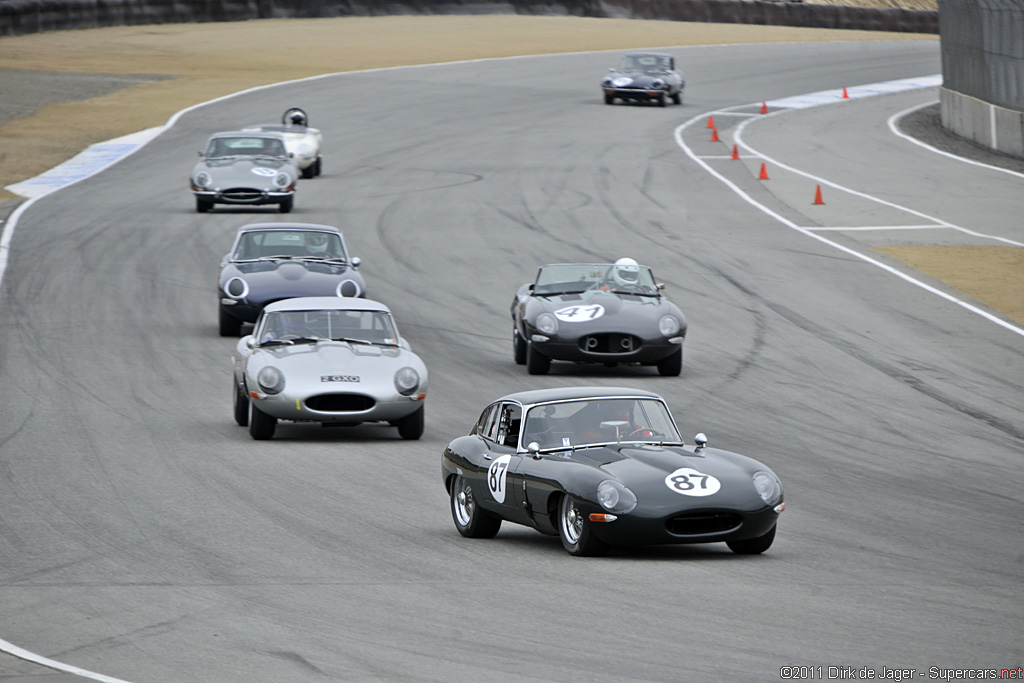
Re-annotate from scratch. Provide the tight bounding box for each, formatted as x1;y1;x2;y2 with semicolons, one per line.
263;297;391;314
235;222;342;235
496;386;664;406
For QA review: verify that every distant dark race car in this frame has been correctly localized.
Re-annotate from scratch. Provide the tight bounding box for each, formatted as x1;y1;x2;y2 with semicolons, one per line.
442;387;784;556
511;260;686;376
190;131;299;213
601;52;685;107
218;223;365;336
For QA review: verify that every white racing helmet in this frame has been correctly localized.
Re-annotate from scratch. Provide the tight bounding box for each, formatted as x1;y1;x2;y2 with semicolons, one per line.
612;257;640;288
306;232;330;255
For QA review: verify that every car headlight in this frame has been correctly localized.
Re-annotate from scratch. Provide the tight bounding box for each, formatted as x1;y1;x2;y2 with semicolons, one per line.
224;276;249;300
257;366;285;395
659;315;680;337
597;480;638;514
273;172;291;188
394;367;419;396
651;79;665;89
194;171;211;188
752;471;783;506
536;313;558;336
601;77;613;87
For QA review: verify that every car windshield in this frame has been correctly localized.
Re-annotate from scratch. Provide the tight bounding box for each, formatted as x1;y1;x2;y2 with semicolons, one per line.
533;263;658;295
620;55;672;72
233;230;346;261
208;136;287;158
257;309;398;346
521;398;682;451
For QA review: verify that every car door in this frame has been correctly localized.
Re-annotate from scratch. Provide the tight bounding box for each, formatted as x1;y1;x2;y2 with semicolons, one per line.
476;401;530;524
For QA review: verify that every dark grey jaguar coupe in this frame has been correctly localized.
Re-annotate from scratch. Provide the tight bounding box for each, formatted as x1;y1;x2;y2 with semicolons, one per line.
601;52;685;107
442;387;784;556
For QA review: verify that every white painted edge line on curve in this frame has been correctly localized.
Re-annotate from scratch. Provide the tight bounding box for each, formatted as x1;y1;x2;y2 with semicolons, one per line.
0;637;134;683
887;100;1024;180
673;77;1024;339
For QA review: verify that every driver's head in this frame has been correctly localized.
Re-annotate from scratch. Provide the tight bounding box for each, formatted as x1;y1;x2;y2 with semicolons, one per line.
613;257;640;287
286;109;307;126
306;232;330;255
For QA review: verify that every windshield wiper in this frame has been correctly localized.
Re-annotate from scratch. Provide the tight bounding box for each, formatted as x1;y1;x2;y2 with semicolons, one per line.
536;289;587;297
609;288;659;297
332;337;397;347
256;255;296;261
260;336;323;347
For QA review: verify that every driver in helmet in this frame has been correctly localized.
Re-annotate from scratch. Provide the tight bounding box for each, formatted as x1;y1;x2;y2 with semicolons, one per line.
285;109;307;127
599;257;641;291
613;257;640;288
305;232;334;258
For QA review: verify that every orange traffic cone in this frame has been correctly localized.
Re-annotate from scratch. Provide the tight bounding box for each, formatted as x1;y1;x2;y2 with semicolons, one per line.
731;144;740;160
760;101;768;114
842;87;849;99
710;127;720;142
813;184;825;204
706;115;715;128
759;162;769;180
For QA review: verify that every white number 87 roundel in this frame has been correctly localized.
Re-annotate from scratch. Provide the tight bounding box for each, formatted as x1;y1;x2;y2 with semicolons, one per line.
664;468;721;496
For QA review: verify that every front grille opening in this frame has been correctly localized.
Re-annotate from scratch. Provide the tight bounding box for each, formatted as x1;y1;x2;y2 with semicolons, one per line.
306;394;376;412
579;333;643;354
666;512;741;536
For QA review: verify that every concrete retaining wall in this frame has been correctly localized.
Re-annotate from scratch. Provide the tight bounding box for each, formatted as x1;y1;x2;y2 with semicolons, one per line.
0;0;938;37
941;87;1024;160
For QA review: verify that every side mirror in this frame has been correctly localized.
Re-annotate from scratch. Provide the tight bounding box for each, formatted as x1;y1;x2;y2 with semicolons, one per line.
198;150;205;157
656;282;665;291
243;335;256;349
220;253;232;267
694;433;707;449
350;256;362;269
527;441;541;458
398;337;411;350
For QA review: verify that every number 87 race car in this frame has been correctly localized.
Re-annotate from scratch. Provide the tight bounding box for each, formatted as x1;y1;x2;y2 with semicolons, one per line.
441;387;784;557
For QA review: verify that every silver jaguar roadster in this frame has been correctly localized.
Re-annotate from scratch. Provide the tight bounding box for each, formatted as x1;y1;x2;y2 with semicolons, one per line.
232;297;428;441
191;131;300;213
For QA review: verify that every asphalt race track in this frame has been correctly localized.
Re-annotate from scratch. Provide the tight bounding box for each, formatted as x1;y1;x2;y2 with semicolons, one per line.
2;39;1022;682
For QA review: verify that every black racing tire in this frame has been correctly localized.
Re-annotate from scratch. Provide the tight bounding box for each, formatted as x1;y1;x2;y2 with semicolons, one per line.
301;164;315;179
672;91;682;105
526;343;550;375
657;348;683;377
558;494;609;557
513;329;527;365
314;157;322;176
219;308;242;337
233;381;249;427
450;474;501;539
727;524;776;555
656;92;666;108
249;402;276;440
396;405;424;440
604;93;614;105
196;197;213;213
279;196;294;213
